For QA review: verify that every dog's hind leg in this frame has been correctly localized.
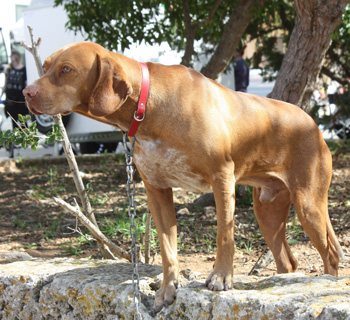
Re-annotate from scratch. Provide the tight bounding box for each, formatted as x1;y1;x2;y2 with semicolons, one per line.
293;190;343;276
253;187;298;273
291;144;343;276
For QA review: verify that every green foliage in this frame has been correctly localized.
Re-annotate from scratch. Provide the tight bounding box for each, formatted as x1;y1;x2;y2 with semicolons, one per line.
86;183;110;206
55;0;350;89
64;245;83;256
0;114;63;150
43;218;62;240
101;210;158;253
326;139;350;155
26;166;67;200
246;0;294;81
54;0;235;62
12;216;28;229
248;1;350;88
55;0;164;52
287;214;305;245
0;115;39;150
236;186;253;207
24;243;39;250
324;4;350;86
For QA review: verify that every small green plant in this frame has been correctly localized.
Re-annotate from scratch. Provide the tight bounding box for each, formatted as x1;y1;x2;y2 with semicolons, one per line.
241;239;254;254
48;167;59;184
90;193;110;206
47;166;66;195
86;183;110;206
287;214;305;245
236;186;253;207
30;185;48;200
27;167;66;200
12;217;28;229
0;114;63;150
77;234;94;246
101;210;158;253
64;245;83;256
43;218;61;240
24;243;39;250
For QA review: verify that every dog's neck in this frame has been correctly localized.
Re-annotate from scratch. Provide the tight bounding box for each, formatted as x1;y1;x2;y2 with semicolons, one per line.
76;55;179;143
75;57;152;135
102;57;149;133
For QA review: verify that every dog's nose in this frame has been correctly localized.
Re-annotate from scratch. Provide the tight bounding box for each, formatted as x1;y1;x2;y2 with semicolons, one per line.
23;85;39;100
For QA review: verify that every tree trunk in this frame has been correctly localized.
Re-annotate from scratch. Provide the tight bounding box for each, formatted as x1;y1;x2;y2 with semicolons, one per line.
201;0;264;79
269;0;349;111
180;0;222;67
180;0;197;67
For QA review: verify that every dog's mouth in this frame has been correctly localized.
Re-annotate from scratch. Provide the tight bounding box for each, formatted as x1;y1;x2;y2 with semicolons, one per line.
28;104;71;117
27;104;44;115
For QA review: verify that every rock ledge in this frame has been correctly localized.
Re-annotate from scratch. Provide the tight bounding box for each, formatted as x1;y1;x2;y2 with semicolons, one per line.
0;258;349;319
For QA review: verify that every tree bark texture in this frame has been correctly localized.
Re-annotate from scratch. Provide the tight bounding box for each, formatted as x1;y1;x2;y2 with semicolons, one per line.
181;0;222;67
181;0;197;66
269;0;349;111
201;0;264;79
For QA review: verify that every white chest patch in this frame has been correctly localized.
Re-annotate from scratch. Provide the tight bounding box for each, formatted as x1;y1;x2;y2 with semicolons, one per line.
134;139;211;192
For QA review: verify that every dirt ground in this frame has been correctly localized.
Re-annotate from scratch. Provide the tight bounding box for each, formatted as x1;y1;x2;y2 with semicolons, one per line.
0;152;349;278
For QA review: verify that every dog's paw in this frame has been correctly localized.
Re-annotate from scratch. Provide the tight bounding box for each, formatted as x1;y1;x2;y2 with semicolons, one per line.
153;281;177;313
205;269;233;291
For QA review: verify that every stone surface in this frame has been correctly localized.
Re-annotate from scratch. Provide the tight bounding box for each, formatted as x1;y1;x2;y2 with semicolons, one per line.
0;251;34;264
0;258;349;319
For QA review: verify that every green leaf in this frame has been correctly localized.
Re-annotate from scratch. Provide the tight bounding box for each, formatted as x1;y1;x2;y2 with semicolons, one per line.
29;121;37;130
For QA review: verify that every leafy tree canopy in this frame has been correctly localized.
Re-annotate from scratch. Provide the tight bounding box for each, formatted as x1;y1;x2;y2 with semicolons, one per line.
55;0;350;87
54;0;233;61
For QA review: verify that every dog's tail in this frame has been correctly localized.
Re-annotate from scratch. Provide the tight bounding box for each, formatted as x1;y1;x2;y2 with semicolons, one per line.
326;215;344;261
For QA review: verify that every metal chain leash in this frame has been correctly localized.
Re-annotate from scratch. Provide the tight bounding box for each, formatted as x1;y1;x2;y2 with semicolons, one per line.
122;133;143;320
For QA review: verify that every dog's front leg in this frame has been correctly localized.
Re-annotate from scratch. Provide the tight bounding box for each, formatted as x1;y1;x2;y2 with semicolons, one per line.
206;167;235;291
143;181;178;312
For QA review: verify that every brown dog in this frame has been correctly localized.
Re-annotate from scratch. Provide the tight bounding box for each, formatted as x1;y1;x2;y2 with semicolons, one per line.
23;42;343;311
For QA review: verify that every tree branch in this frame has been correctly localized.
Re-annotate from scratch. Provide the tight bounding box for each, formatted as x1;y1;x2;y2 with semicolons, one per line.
268;0;348;109
201;0;265;79
22;25;97;226
321;66;348;86
181;0;222;66
181;0;196;66
53;197;130;261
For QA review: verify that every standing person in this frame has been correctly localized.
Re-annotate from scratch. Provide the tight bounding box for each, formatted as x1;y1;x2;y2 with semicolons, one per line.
4;51;28;157
234;49;250;92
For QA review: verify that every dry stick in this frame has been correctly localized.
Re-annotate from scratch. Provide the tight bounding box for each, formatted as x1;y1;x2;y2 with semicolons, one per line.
144;211;152;264
53;197;130;260
22;26;130;260
22;26;96;226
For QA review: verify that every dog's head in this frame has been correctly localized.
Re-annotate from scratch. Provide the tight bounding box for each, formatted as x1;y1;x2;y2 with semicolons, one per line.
23;41;133;117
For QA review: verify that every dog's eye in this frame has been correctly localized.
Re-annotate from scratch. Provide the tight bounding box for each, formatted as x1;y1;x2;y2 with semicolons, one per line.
61;66;72;74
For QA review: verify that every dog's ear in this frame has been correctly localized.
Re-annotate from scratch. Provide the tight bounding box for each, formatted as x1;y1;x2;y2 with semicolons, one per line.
88;54;132;117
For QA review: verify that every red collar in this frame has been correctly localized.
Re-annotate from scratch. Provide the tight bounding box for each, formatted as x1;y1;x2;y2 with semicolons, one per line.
128;62;150;137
